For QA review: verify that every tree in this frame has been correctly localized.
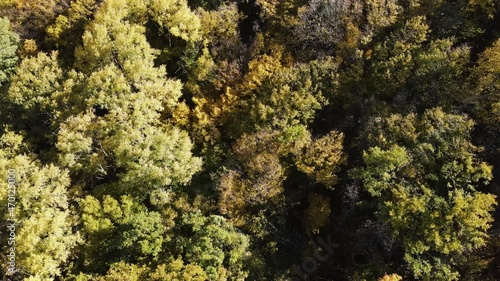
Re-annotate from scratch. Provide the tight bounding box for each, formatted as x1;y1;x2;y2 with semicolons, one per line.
148;259;208;281
218;126;311;235
217;129;288;232
294;0;363;54
365;0;402;35
304;193;331;234
366;16;470;110
368;16;430;100
469;0;497;18
293;0;401;56
238;53;334;131
296;130;345;188
255;0;305;30
58;0;202;195
470;38;500;128
352;108;496;280
149;0;201;42
0;0;67;43
379;273;403;281
0;17;19;86
0;130;79;280
409;39;469;109
5;51;77;139
46;0;102;50
57;110;202;196
172;211;250;281
95;262;148;281
79;195;166;272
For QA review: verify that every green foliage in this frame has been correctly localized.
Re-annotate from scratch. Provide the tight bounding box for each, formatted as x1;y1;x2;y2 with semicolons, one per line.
57;0;202;194
57;109;202;195
197;3;241;60
0;17;19;86
470;39;500;127
148;259;208;281
366;16;471;109
410;39;470;108
95;262;148;281
173;211;250;280
469;0;497;18
7;52;67;122
368;16;430;98
240;54;334;130
365;0;402;34
352;108;496;280
80;195;166;271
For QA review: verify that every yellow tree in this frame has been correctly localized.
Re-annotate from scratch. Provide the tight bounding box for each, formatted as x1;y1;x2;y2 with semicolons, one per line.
0;131;79;280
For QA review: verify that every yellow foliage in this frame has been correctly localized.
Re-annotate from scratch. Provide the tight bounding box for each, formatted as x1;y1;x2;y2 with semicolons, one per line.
46;15;69;41
469;0;496;18
297;130;345;188
0;0;15;7
379;273;403;281
198;4;240;43
150;0;201;41
472;39;500;125
256;0;303;27
366;0;402;32
244;54;282;92
172;102;191;127
19;39;37;58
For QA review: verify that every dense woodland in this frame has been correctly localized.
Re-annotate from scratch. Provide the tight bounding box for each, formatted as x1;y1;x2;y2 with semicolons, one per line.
0;0;499;280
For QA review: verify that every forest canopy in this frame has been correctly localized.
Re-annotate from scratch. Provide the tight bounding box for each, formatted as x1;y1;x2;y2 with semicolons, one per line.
0;0;499;280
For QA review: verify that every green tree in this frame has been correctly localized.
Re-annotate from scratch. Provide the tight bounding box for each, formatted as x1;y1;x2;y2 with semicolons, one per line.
0;17;19;86
352;108;496;280
79;195;166;272
149;0;201;42
95;262;148;281
409;39;470;109
368;16;430;100
366;16;470;110
237;53;334;131
58;0;201;195
172;211;250;281
46;0;102;50
148;259;208;281
470;38;500;128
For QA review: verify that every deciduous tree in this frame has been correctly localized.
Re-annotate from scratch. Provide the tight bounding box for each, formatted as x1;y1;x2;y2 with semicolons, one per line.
0;17;19;86
352;108;496;280
0;131;79;280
